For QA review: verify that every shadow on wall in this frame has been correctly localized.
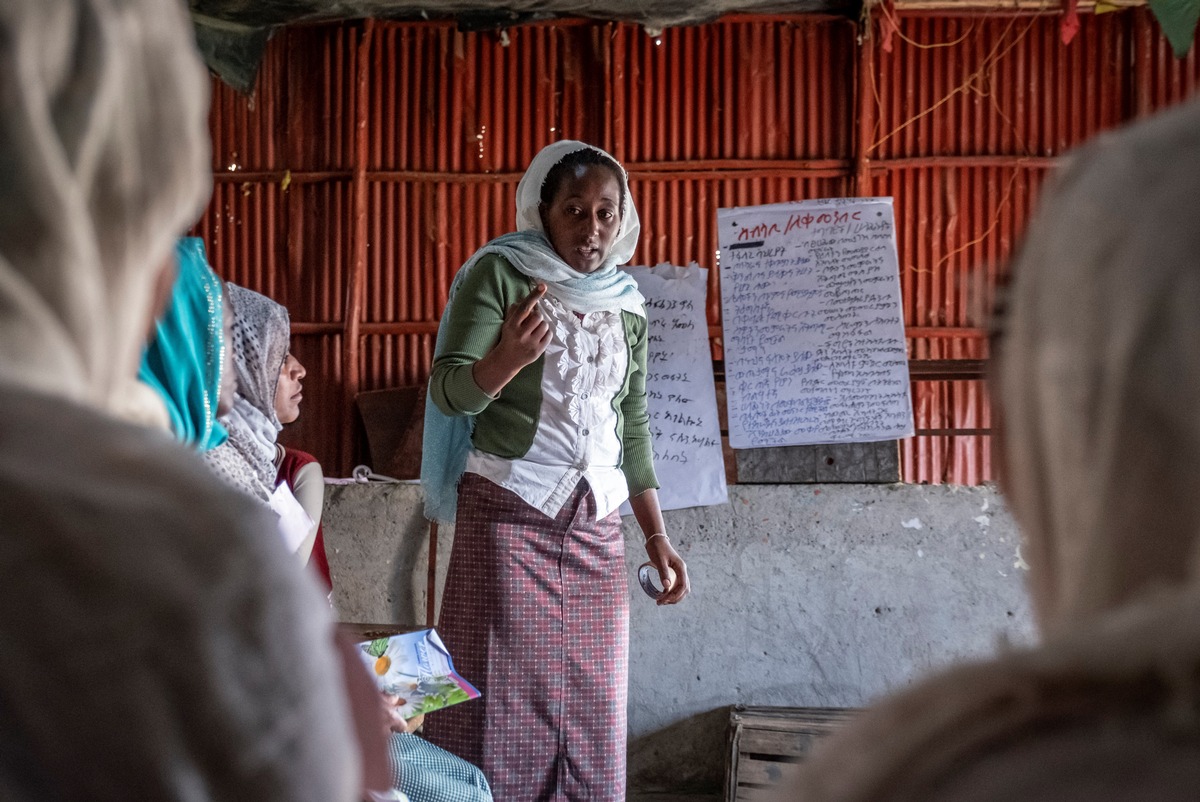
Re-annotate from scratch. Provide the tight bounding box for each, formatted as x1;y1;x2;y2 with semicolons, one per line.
628;706;731;797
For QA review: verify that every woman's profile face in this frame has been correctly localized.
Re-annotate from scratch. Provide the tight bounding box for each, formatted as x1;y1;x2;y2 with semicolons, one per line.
274;352;306;424
539;164;623;274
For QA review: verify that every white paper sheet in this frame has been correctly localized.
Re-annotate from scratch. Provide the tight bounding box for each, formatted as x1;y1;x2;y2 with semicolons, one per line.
269;481;314;553
621;263;728;515
717;197;914;449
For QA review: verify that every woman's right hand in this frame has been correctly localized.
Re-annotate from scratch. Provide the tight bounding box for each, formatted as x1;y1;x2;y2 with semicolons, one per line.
497;283;551;368
472;283;552;396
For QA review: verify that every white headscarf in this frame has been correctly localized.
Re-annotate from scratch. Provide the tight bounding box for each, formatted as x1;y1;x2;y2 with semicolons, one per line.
515;139;642;266
778;98;1200;802
0;2;361;799
998;98;1200;635
492;140;647;317
0;0;211;410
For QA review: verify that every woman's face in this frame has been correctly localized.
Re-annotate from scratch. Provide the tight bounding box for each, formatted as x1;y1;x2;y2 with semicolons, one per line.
539;164;623;274
217;293;237;418
274;352;306;425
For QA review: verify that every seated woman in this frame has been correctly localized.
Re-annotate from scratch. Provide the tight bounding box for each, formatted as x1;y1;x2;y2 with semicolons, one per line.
272;349;333;586
203;283;323;560
204;284;290;498
208;282;490;800
383;702;492;802
138;237;236;449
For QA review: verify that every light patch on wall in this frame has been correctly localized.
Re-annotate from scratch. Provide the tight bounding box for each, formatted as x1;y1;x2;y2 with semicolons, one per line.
901;518;923;530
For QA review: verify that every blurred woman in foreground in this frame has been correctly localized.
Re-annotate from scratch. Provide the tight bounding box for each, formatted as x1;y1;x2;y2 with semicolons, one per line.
781;100;1200;801
0;1;363;798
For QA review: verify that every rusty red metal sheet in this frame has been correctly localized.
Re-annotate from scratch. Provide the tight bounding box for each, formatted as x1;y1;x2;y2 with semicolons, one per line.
872;12;1129;160
197;8;1199;481
610;17;856;164
368;22;602;173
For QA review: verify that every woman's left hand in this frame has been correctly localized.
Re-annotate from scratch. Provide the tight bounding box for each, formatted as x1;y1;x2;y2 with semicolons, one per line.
645;535;690;605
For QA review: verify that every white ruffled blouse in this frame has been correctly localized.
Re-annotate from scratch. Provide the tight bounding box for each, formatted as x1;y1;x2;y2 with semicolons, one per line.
465;292;630;519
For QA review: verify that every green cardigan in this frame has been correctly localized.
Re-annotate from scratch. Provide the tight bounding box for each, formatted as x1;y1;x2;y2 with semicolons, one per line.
429;253;659;497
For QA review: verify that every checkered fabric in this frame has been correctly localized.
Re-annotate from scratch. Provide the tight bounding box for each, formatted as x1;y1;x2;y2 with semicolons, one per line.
423;473;629;801
388;732;492;802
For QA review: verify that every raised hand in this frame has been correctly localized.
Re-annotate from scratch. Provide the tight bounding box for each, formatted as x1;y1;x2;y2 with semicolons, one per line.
472;283;552;396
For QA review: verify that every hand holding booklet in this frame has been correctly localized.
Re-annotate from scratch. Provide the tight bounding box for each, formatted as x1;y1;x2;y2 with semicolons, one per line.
357;628;480;719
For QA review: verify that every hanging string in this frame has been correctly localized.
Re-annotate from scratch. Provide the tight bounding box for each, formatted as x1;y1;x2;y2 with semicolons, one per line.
867;11;1043;155
902;165;1017;276
860;7;1044;281
878;1;977;50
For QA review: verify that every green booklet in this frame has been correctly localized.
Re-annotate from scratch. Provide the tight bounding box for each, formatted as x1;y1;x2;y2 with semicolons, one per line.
358;628;480;718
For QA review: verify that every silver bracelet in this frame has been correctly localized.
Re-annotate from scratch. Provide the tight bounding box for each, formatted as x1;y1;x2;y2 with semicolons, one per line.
644;533;669;545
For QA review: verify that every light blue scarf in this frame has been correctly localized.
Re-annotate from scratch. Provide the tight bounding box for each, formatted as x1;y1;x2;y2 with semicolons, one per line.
421;230;645;522
138;238;229;451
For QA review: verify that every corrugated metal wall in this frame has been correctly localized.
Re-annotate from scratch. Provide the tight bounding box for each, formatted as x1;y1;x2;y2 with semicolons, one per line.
197;7;1199;481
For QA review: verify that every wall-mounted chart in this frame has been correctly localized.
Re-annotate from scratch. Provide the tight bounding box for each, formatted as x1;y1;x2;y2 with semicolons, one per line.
621;263;727;513
717;198;913;450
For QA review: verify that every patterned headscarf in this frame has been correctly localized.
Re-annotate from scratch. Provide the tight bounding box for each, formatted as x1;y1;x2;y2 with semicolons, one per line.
138;238;229;450
204;284;290;501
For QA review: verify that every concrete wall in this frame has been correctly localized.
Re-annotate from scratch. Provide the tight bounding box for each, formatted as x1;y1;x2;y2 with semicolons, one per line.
323;482;1033;798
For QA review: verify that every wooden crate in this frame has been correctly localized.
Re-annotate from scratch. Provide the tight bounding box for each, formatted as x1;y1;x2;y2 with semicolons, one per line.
726;706;857;802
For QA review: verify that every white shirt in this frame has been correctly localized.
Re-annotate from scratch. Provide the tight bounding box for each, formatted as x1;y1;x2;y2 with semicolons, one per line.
465;293;629;519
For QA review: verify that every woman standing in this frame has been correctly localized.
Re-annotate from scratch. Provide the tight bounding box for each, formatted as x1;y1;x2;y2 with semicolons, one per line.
421;141;690;800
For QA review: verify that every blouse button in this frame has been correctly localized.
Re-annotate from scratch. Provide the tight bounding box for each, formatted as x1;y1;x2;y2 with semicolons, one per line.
587;355;595;363
582;428;590;436
581;392;589;400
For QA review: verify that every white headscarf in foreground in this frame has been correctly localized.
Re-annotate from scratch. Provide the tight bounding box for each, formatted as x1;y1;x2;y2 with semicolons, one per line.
779;99;1200;802
422;140;645;522
0;0;211;409
0;1;361;799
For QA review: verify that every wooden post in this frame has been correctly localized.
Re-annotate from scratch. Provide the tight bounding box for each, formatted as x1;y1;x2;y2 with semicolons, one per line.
426;522;439;626
855;7;877;198
343;19;375;470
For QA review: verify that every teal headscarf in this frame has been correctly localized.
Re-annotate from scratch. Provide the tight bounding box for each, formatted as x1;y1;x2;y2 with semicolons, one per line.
138;238;229;450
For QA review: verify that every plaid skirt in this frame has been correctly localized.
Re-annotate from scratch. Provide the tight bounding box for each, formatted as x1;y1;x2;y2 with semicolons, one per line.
422;473;629;801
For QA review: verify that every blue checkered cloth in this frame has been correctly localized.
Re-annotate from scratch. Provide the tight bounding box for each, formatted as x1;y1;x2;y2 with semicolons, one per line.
389;733;492;802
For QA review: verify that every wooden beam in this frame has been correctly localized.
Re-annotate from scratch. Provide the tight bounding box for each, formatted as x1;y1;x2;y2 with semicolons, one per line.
855;6;877;197
343;19;374;470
